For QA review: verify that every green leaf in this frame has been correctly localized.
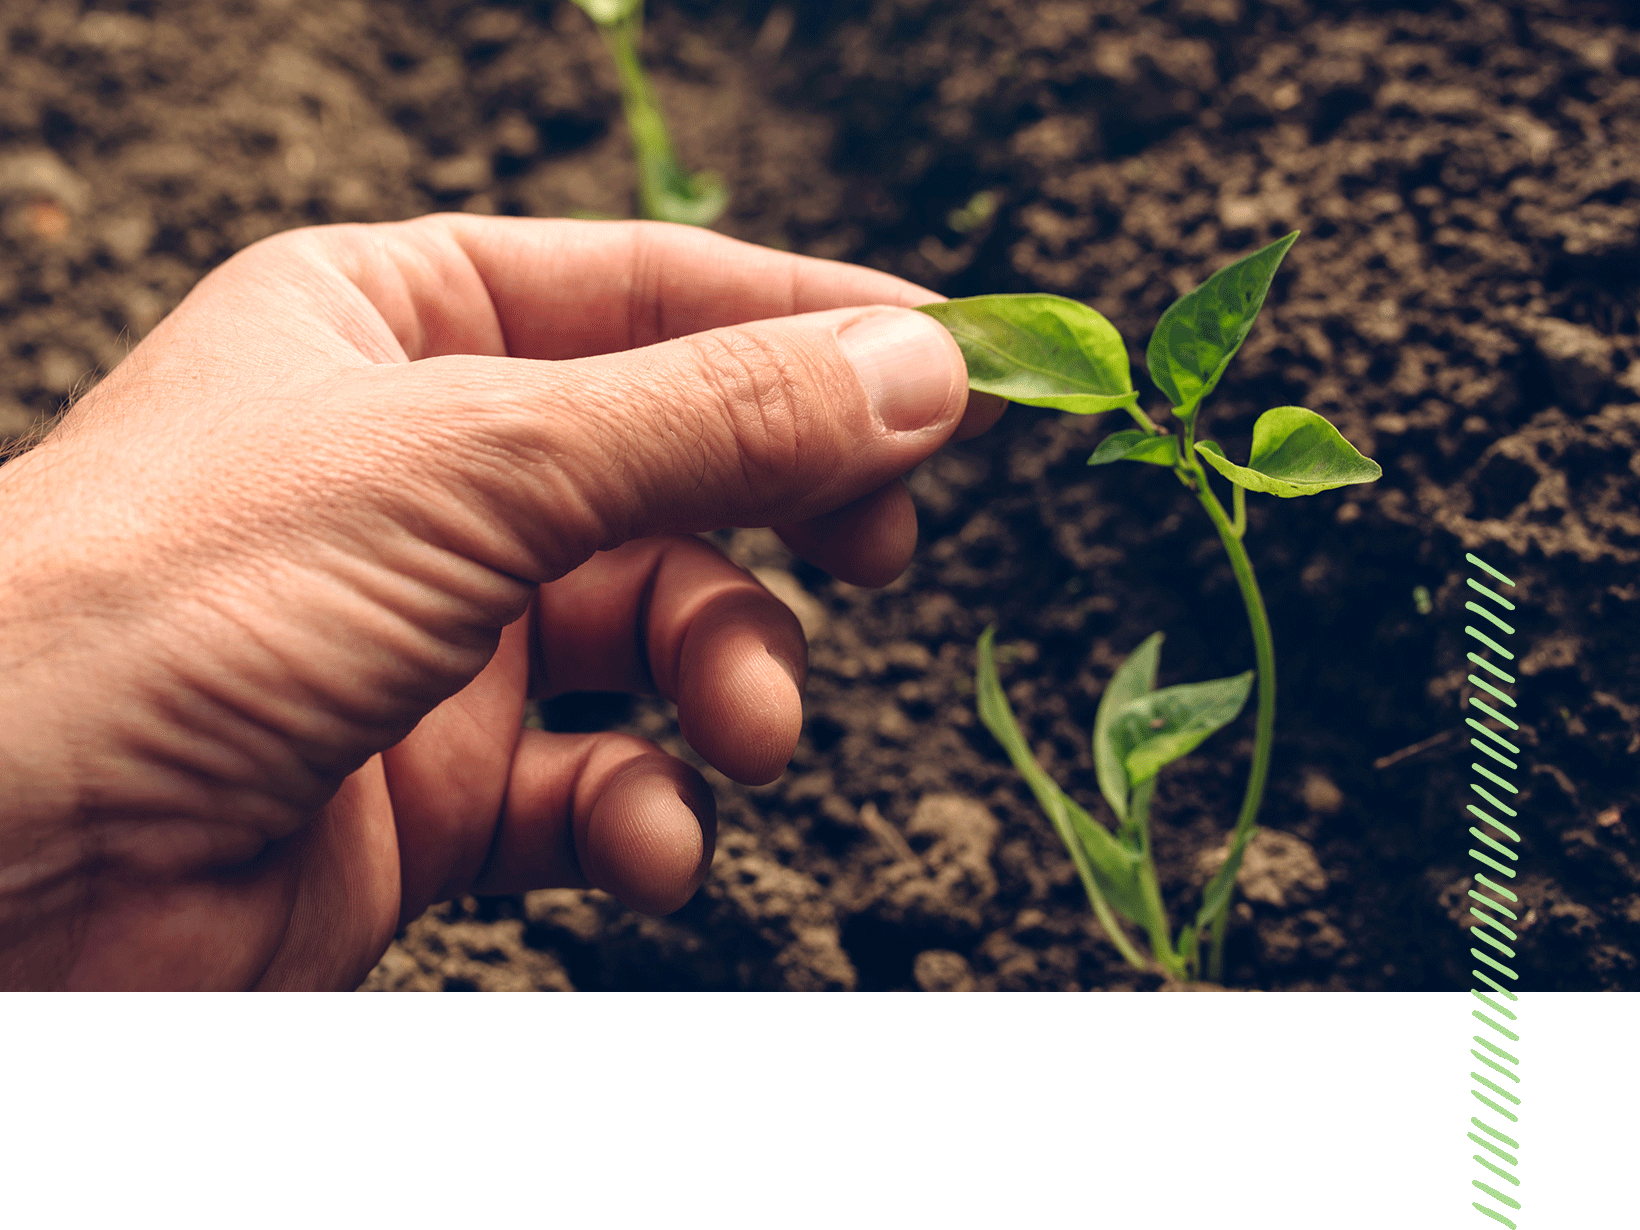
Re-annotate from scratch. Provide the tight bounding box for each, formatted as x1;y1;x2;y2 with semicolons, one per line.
1087;429;1180;468
947;189;1000;234
1092;633;1164;823
642;165;728;227
1194;406;1382;497
1146;231;1299;418
918;295;1140;416
1107;671;1255;788
571;0;642;24
1062;796;1151;923
976;628;1150;948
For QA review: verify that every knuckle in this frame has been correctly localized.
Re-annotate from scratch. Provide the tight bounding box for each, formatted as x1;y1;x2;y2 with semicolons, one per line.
595;733;663;766
581;734;675;794
678;328;807;483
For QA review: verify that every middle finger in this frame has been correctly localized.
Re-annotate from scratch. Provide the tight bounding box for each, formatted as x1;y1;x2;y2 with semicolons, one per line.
534;535;808;786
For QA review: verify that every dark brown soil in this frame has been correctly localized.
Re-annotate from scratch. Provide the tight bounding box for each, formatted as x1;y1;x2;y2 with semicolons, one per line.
4;0;1637;991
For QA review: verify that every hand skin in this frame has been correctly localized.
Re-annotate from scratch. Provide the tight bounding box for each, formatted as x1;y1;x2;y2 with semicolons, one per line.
0;215;1006;990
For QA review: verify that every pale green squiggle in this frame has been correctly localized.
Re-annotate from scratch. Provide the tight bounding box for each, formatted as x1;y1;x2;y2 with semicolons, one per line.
1463;553;1522;1229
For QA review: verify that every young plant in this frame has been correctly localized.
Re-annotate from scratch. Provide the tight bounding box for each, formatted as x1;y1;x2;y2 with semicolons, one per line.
570;0;728;226
919;234;1381;983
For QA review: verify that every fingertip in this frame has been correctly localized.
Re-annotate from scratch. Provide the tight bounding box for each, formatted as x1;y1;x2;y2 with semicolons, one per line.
951;391;1008;442
583;756;717;915
678;639;804;786
774;479;917;589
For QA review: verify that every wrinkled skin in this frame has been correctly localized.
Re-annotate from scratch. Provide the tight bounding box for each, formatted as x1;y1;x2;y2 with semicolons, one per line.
0;215;1005;989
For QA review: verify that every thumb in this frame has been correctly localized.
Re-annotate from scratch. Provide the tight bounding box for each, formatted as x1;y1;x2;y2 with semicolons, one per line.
527;305;969;555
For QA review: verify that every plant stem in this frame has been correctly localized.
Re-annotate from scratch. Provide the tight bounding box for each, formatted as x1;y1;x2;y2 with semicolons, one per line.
1130;783;1186;979
1182;456;1277;982
597;11;681;219
1124;402;1161;434
1232;482;1246;538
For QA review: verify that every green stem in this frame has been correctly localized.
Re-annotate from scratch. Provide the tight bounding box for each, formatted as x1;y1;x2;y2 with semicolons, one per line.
1175;920;1201;980
1232;482;1246;538
1130;782;1186;980
1206;879;1231;976
1124;402;1160;434
1182;455;1276;982
598;12;680;218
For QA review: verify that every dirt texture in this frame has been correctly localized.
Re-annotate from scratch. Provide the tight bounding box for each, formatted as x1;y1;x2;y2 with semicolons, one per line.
4;0;1638;991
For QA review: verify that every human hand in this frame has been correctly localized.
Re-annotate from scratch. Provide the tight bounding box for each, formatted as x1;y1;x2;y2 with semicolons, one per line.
0;215;1004;989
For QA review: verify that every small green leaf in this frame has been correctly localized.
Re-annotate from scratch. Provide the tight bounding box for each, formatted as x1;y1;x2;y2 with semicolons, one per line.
1147;231;1299;418
947;189;1000;234
918;295;1139;416
1107;671;1255;788
1062;795;1151;923
1087;430;1180;468
1194;406;1382;497
1093;633;1164;823
642;165;728;227
570;0;643;24
977;628;1150;955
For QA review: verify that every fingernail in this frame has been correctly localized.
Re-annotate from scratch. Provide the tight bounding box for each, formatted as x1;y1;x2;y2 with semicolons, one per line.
836;309;960;434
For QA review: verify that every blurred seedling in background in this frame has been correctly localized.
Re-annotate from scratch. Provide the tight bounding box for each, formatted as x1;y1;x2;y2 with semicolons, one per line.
946;189;1000;235
570;0;727;225
919;234;1382;983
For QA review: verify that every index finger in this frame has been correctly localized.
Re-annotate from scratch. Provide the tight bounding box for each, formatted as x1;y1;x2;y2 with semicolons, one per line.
434;214;1006;448
439;214;945;361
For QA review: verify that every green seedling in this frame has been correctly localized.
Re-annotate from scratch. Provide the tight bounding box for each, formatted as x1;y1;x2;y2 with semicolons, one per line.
570;0;727;226
922;233;1381;983
947;189;1000;234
